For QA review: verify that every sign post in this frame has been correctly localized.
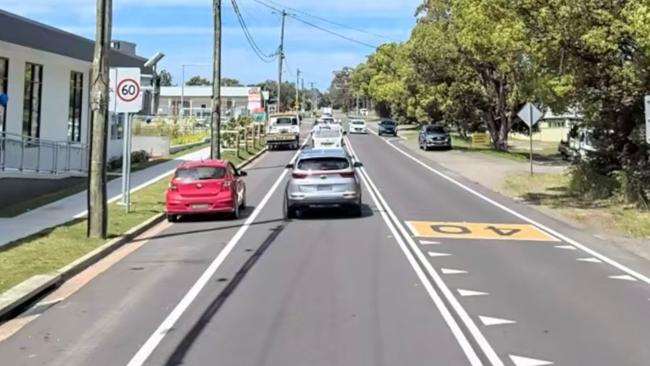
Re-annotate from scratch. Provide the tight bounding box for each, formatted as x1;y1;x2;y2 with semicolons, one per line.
110;68;143;212
644;95;650;145
517;102;543;176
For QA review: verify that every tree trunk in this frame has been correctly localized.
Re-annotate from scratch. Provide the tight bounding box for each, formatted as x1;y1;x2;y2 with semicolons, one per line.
87;0;112;239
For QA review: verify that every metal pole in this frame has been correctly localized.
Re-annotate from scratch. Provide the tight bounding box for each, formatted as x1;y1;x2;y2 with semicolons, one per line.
296;68;300;112
211;0;222;159
126;114;132;212
180;65;185;120
300;78;305;113
529;104;534;176
277;10;286;112
121;113;129;207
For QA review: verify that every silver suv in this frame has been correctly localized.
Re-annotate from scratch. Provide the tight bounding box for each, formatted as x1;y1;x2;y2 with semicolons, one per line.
284;148;363;218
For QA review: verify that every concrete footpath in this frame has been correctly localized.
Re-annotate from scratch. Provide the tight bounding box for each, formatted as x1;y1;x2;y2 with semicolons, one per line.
0;148;210;248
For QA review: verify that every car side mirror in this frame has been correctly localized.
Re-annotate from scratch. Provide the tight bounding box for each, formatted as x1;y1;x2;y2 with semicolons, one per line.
285;163;294;169
353;162;363;168
238;170;248;177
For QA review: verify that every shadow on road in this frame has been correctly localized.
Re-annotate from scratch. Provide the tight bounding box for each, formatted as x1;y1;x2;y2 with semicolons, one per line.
163;224;286;366
292;203;375;221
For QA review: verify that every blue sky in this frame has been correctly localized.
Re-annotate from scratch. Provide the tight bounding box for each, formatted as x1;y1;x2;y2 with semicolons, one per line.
1;0;420;89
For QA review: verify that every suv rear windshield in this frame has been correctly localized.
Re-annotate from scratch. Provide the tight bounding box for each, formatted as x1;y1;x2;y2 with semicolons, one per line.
297;157;349;171
314;130;341;138
274;117;297;125
382;120;395;126
175;166;226;181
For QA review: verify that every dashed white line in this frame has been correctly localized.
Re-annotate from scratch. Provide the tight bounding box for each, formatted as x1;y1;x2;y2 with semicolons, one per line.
509;355;554;366
428;251;452;257
555;245;577;250
576;257;603;263
609;275;638;282
479;316;516;326
420;240;441;245
458;289;489;297
441;268;468;275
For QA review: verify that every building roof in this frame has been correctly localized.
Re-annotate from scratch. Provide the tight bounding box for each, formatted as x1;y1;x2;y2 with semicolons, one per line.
160;86;270;99
0;10;151;72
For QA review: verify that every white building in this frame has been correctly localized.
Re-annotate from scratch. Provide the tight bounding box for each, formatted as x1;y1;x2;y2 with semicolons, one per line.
0;10;154;175
159;86;269;120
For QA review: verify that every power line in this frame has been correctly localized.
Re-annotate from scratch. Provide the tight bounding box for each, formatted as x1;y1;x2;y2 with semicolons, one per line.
288;14;378;49
230;0;277;63
255;0;396;41
252;0;382;48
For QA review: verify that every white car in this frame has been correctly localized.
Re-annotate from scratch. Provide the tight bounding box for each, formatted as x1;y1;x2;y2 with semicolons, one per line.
348;119;367;134
312;126;344;149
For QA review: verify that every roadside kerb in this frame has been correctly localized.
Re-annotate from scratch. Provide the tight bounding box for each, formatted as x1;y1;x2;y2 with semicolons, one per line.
0;147;267;322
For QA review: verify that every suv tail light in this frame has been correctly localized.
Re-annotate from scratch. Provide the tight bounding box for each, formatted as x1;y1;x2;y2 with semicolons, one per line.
169;182;178;191
292;172;309;179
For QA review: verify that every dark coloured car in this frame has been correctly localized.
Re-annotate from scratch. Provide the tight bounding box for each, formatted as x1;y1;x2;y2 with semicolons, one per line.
378;119;398;136
418;124;452;150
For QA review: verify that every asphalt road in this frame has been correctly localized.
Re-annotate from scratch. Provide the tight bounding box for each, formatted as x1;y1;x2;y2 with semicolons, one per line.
0;118;648;366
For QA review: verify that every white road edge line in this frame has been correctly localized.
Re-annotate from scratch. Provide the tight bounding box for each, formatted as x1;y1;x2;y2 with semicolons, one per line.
345;136;498;366
125;141;307;366
368;128;650;285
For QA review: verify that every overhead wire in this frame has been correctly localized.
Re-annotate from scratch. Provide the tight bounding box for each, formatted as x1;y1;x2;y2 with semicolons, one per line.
254;0;396;42
252;0;380;49
230;0;278;63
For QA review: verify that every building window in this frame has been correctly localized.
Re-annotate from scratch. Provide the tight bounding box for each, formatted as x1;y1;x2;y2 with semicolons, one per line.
0;57;8;132
23;63;43;138
68;71;83;142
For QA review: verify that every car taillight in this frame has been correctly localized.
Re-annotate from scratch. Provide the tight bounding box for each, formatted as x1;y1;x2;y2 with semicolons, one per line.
292;172;309;179
169;183;178;191
223;180;232;188
340;172;356;178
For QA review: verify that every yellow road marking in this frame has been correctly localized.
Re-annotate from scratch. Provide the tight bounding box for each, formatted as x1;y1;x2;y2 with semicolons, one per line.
406;221;558;242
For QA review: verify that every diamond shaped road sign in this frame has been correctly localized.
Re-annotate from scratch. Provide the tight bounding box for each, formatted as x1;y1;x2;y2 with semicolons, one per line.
517;102;544;128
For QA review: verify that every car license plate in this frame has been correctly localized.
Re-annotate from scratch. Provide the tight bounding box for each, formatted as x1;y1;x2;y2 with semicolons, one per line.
191;203;210;210
317;185;331;191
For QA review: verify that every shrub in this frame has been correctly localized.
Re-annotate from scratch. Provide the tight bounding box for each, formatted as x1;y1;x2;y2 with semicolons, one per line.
568;162;619;200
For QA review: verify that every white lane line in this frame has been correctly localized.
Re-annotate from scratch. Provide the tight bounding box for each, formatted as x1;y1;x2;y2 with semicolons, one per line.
126;142;307;366
441;268;468;275
370;130;650;285
509;355;554;366
420;240;441;245
458;289;489;297
479;316;516;326
428;251;452;257
609;275;638;282
555;245;577;250
345;136;500;366
576;257;603;263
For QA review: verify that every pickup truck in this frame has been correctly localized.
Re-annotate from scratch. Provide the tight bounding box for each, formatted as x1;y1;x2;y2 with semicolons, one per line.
266;113;300;150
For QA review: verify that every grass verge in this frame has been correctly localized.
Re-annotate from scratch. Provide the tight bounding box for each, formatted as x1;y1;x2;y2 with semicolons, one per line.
0;145;264;294
501;172;650;239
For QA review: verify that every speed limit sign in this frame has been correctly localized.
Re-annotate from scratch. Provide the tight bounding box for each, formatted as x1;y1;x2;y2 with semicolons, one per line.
109;68;143;113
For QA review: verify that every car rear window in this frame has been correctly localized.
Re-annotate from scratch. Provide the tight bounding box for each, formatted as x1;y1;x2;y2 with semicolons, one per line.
351;120;365;125
382;121;395;126
314;130;341;138
175;166;226;181
274;117;297;125
297;157;350;171
426;126;446;133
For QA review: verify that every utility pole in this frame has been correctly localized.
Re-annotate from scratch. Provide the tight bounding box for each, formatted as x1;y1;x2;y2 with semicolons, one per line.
300;78;305;113
295;68;300;112
277;10;287;112
310;82;316;114
87;0;112;239
211;0;222;159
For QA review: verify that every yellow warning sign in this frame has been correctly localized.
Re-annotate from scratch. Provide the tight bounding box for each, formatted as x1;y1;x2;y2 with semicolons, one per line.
406;221;558;242
471;133;489;145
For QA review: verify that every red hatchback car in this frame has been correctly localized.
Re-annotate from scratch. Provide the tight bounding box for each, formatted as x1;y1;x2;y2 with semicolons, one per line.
165;160;247;222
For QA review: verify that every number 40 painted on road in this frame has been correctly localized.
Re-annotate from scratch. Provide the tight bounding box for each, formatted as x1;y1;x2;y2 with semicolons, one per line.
406;221;559;242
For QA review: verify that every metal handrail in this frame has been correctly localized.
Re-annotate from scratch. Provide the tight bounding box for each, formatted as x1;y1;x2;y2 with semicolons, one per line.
0;131;88;174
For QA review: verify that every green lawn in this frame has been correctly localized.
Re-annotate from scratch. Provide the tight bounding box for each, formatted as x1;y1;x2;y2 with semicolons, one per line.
0;146;264;295
501;172;650;239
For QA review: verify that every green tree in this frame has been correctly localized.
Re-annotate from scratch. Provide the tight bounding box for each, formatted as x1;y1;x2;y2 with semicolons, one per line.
221;77;243;86
186;76;211;86
158;69;173;86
